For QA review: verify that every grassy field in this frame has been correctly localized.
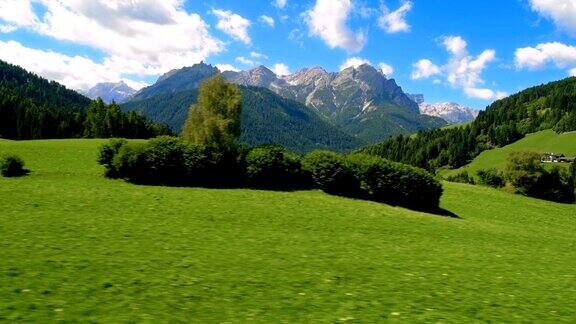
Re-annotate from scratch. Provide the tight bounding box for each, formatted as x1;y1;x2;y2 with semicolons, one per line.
1;139;575;322
443;129;576;177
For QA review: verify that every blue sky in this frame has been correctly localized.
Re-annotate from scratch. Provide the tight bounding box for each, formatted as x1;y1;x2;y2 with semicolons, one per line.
1;0;576;109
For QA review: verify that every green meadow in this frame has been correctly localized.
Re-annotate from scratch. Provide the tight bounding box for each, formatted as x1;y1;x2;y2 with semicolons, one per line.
1;139;575;322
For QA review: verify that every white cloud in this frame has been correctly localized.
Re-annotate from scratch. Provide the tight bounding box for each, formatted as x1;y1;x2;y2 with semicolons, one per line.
464;88;508;101
378;1;413;34
411;59;441;79
530;0;576;37
212;9;251;44
443;36;467;57
515;42;576;74
9;0;224;80
411;35;504;100
340;57;371;70
236;56;256;65
273;0;287;9
272;63;290;76
250;52;268;59
339;57;394;75
0;24;17;33
0;0;37;27
259;15;275;27
570;67;576;76
216;64;240;72
0;40;144;91
378;62;394;76
306;0;366;53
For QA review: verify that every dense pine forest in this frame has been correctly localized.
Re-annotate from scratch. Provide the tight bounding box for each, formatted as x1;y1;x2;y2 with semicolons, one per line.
0;60;170;139
362;77;576;171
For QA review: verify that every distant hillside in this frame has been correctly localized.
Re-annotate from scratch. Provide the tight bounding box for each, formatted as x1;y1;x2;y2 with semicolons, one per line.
362;77;576;170
0;59;90;139
0;60;169;139
123;86;365;153
443;130;576;177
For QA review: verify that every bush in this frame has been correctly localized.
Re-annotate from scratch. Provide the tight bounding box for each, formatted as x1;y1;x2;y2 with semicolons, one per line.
245;145;306;190
346;153;443;210
111;142;148;182
99;137;245;187
477;168;505;188
0;154;29;177
98;138;128;177
505;151;574;203
445;170;475;185
302;150;359;195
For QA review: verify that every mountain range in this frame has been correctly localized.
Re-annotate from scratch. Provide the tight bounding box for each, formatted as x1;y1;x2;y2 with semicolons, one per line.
408;94;479;124
121;62;446;150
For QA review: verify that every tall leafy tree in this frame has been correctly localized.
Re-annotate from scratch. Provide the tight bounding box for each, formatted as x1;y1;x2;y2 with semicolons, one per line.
182;75;242;149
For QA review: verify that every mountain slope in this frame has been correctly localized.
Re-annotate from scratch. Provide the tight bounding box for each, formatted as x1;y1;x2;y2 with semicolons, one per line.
362;77;576;170
122;87;365;152
132;63;219;100
85;81;136;104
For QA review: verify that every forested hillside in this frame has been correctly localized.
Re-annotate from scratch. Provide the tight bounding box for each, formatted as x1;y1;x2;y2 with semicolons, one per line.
122;86;365;152
362;77;576;170
0;60;170;139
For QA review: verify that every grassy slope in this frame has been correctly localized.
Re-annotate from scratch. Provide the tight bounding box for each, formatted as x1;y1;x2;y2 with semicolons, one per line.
0;139;575;322
444;129;576;177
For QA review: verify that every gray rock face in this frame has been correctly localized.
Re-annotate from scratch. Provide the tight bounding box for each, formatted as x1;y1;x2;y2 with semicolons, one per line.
85;81;136;104
226;63;420;118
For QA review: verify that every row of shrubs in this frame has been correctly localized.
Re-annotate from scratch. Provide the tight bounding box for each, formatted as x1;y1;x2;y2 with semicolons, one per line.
0;154;28;177
99;136;444;211
445;152;575;204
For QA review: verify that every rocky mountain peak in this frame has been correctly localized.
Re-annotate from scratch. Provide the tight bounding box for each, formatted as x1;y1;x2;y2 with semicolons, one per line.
85;81;136;104
410;94;479;124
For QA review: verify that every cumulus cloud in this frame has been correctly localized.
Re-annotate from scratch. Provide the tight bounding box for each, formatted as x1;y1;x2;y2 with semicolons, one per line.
0;0;224;87
515;42;576;75
272;63;290;76
212;9;251;44
411;36;506;100
236;56;256;65
306;0;366;53
411;59;441;79
273;0;287;9
464;88;508;101
339;57;394;75
259;15;275;27
0;24;17;33
340;57;371;70
250;52;268;59
378;62;394;76
216;64;240;72
0;0;37;27
0;40;145;91
529;0;576;37
378;1;413;34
